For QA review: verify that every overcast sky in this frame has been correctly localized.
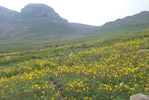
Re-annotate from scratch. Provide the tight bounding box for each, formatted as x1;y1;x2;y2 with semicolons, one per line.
0;0;149;26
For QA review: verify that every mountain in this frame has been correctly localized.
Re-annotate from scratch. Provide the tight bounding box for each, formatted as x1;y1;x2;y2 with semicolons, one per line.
0;4;95;42
19;4;68;23
0;4;149;42
93;11;149;35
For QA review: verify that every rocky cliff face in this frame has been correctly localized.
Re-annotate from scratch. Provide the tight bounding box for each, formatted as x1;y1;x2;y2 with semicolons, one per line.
0;4;68;23
19;4;68;23
0;6;19;20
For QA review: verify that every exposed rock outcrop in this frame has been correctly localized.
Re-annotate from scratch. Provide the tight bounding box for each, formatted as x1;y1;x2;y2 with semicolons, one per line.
0;6;19;20
19;4;68;23
130;93;149;100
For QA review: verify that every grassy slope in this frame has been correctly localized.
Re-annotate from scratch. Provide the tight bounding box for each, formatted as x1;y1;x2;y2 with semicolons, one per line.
0;29;148;100
0;20;76;42
92;21;149;36
0;36;92;53
22;22;75;41
1;24;149;53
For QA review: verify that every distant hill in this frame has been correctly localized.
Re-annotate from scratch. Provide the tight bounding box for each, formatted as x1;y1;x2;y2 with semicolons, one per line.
0;4;96;42
0;4;149;42
93;11;149;35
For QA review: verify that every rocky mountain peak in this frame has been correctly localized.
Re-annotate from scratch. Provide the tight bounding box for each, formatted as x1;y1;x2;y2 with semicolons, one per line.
20;3;68;23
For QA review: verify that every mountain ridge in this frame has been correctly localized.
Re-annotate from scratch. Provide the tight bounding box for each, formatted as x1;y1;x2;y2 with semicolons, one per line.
0;4;96;42
92;10;149;35
0;3;149;42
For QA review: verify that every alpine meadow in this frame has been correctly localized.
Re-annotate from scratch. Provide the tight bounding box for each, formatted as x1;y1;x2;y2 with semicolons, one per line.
0;3;149;100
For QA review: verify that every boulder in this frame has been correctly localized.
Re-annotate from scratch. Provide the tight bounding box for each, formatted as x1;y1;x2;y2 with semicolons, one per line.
46;55;51;58
69;50;73;57
58;53;65;56
130;93;149;100
6;55;11;58
46;55;54;58
36;48;40;50
137;49;149;53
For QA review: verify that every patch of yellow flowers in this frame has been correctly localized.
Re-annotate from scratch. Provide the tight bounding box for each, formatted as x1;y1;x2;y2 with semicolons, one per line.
0;37;148;99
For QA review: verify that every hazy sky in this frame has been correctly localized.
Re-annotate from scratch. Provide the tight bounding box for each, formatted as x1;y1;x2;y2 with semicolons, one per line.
0;0;149;26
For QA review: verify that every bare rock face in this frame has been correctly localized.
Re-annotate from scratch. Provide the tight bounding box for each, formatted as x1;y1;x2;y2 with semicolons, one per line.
0;6;19;20
130;93;149;100
20;4;68;23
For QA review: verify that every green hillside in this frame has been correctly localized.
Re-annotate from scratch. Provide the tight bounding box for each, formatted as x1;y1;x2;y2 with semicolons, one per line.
92;11;149;36
0;5;149;100
0;29;148;100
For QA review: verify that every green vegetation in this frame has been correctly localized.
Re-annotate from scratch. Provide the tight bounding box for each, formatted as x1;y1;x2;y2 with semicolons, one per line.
0;30;148;100
0;5;149;99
